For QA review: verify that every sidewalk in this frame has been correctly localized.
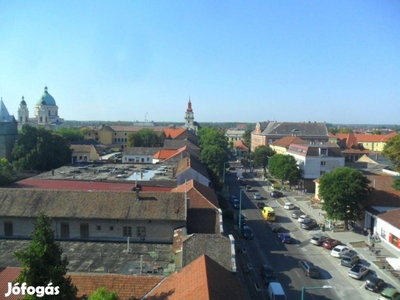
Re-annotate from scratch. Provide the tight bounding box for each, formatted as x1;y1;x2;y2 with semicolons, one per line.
287;194;400;288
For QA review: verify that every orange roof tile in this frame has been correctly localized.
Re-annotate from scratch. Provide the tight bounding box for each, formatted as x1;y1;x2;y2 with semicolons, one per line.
164;128;187;139
271;136;307;148
234;140;249;150
153;149;178;159
0;268;163;300
172;180;219;209
354;133;397;143
147;255;246;300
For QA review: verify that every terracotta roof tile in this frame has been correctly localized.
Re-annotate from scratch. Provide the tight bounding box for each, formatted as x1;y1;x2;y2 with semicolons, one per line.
270;136;307;148
147;255;245;300
378;208;400;229
163;128;187;139
153;149;178;160
0;267;163;300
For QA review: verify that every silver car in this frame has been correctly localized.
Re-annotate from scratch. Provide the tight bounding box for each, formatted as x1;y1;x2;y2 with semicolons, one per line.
348;264;369;279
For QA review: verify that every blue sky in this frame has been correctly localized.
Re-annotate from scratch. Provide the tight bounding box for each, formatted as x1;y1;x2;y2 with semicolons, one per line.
1;1;399;124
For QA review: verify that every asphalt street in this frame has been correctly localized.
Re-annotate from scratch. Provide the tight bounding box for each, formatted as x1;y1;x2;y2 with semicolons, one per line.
224;164;397;300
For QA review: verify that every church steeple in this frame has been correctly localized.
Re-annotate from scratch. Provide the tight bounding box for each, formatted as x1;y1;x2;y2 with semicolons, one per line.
184;97;196;133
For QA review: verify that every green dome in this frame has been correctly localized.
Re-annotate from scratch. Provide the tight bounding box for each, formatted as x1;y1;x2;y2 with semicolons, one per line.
36;86;56;106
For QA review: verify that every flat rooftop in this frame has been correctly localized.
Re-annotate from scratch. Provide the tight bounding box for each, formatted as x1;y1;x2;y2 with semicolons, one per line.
0;239;175;275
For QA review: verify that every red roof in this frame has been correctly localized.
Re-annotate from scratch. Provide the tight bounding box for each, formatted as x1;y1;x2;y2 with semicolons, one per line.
163;128;187;139
8;179;172;192
153;149;178;159
0;267;163;300
234;140;249;150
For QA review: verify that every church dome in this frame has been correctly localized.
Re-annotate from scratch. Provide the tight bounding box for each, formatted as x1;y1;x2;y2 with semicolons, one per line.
36;86;56;106
20;96;27;106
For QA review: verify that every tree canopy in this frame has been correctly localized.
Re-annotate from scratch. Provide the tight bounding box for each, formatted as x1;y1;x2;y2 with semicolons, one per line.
319;167;370;228
14;213;78;299
383;134;400;171
252;146;276;173
392;177;400;191
242;126;253;149
127;129;164;147
12;125;73;171
198;127;229;190
268;154;302;187
0;158;15;186
56;127;86;142
88;287;119;300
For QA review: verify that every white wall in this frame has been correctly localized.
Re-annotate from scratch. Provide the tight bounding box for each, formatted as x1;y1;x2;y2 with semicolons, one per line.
375;216;400;253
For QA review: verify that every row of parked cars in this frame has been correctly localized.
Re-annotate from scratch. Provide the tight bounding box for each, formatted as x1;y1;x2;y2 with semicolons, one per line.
310;233;398;296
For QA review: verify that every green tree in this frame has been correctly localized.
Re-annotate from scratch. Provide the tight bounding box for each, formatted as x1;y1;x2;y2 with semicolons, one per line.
319;167;370;229
56;127;85;142
269;154;301;188
88;287;119;300
198;127;229;191
242;126;253;149
0;158;15;186
392;177;400;191
337;127;353;134
12;125;73;171
127;129;163;147
383;135;400;171
14;213;78;299
252;146;275;173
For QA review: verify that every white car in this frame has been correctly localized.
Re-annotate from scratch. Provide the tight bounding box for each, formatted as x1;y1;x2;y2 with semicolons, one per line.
331;245;350;258
253;192;261;200
297;214;310;223
283;203;295;210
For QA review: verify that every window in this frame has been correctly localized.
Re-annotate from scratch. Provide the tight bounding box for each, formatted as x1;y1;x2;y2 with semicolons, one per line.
320;149;327;157
320;171;326;175
4;221;13;236
96;225;101;230
137;227;146;238
381;228;386;239
109;226;114;231
321;161;326;166
123;226;132;237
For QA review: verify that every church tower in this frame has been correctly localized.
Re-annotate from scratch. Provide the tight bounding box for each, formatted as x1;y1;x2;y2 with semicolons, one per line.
0;98;18;161
18;96;29;126
184;98;195;130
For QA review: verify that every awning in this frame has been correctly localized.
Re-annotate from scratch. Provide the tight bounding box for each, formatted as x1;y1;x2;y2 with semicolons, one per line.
386;257;400;270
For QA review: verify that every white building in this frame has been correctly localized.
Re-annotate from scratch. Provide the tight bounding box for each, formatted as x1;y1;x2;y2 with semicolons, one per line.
287;143;345;192
17;86;64;129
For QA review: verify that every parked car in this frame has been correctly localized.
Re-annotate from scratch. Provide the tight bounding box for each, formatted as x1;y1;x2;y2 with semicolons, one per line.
365;277;386;293
331;245;350;258
301;219;318;230
322;238;342;250
378;288;400;300
270;224;285;233
246;185;252;191
260;264;277;285
232;199;240;209
270;191;283;198
310;234;329;246
348;264;369;279
292;210;302;219
298;260;320;278
278;233;292;244
297;214;310;223
230;195;237;203
257;201;266;209
253;192;261;200
283;203;295;210
242;226;254;240
341;250;360;267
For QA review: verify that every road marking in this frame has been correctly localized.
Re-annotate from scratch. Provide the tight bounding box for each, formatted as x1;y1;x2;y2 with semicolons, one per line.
294;270;301;277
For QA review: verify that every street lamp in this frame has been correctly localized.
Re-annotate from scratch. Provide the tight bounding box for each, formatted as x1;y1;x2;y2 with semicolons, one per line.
222;161;228;193
301;285;332;300
266;156;271;191
238;189;244;237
